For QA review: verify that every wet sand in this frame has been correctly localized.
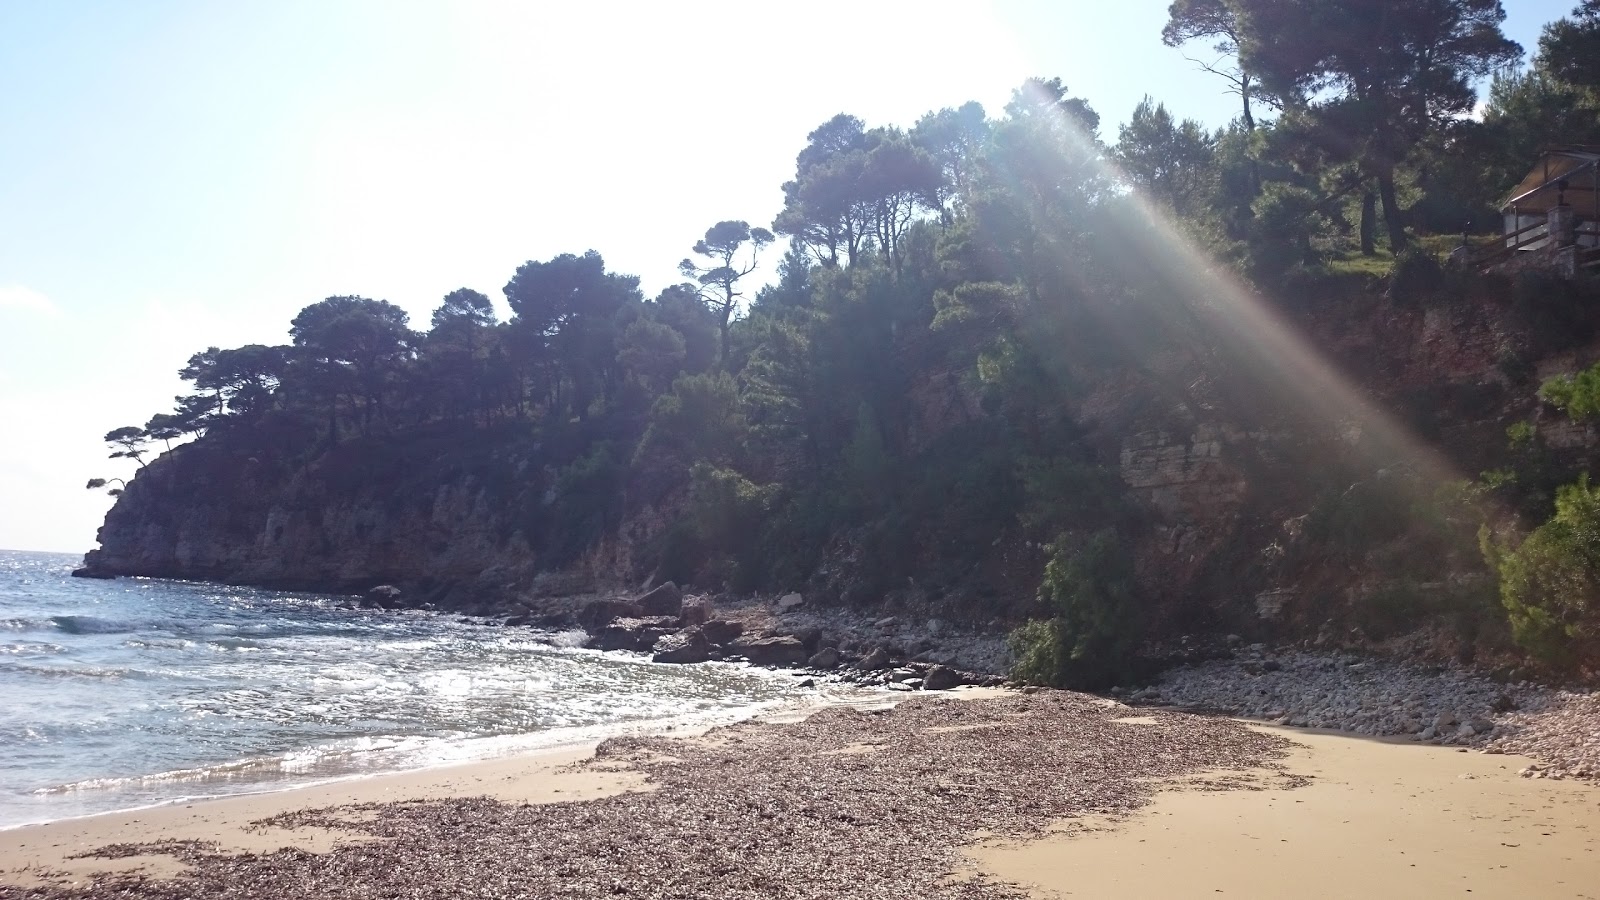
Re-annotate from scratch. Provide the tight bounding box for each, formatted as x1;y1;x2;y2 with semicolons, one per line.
971;724;1600;899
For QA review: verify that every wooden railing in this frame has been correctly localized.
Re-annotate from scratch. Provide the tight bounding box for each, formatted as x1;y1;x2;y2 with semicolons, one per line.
1465;219;1550;267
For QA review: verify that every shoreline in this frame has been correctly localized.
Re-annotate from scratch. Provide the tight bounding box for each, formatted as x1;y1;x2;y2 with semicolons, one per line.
0;677;893;837
1;691;1595;898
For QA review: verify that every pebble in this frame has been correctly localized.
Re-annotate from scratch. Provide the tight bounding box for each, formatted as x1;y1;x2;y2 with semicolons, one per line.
1152;650;1600;780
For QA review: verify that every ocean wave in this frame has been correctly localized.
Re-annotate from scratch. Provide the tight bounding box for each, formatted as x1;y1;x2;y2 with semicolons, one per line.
0;660;138;681
0;641;67;656
47;615;138;635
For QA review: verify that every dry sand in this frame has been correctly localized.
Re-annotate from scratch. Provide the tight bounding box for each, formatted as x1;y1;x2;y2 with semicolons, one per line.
971;724;1600;899
0;743;647;888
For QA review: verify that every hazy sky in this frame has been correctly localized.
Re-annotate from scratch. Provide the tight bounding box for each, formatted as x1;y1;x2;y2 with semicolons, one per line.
0;1;1573;553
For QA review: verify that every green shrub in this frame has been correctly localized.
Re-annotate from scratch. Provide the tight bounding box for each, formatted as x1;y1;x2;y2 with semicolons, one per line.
1540;363;1600;421
1387;245;1446;305
1009;530;1141;689
1484;475;1600;668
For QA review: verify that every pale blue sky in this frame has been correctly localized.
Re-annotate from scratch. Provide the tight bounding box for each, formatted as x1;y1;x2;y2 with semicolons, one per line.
0;1;1573;552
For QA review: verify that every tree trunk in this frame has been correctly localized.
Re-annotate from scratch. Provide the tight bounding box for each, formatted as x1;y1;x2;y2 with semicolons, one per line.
1240;73;1255;132
1377;169;1407;252
1360;188;1378;256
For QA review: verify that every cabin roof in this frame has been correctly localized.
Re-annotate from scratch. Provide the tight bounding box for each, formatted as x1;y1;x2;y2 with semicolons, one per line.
1502;146;1600;215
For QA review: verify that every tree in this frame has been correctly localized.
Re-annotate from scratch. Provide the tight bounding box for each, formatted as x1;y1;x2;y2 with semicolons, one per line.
431;288;497;332
502;251;641;421
679;221;774;365
774;114;874;268
103;426;150;467
1541;0;1600;90
1162;0;1263;129
911;102;991;215
1232;0;1521;251
1115;97;1218;217
289;296;416;436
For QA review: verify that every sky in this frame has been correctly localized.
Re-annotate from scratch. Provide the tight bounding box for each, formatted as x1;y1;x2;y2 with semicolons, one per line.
0;0;1577;553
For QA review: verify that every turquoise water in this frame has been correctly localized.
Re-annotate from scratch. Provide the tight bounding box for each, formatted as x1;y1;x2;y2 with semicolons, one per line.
0;550;821;829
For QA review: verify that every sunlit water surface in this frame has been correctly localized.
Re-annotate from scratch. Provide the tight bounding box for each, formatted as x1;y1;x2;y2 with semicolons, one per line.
0;550;850;829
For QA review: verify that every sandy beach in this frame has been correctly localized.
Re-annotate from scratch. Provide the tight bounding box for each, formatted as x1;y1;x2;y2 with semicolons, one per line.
1;692;1596;899
972;725;1600;899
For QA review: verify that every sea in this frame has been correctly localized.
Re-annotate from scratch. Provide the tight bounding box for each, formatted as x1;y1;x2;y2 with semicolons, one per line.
0;549;846;830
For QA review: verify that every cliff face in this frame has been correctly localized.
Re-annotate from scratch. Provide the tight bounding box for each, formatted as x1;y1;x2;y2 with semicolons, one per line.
83;278;1600;645
84;433;547;605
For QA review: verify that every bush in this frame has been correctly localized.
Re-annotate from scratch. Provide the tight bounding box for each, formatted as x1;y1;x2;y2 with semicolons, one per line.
1008;530;1141;689
1484;475;1600;668
1387;246;1446;305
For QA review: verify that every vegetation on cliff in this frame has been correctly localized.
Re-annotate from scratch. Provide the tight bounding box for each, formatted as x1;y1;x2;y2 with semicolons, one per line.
90;1;1600;683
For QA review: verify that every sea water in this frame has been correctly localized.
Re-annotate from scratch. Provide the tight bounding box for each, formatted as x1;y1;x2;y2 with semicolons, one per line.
0;550;835;829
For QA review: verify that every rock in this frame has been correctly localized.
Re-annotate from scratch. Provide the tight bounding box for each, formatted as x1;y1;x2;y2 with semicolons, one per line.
70;566;115;579
889;668;918;683
652;628;711;664
678;598;713;627
855;646;891;671
874;616;899;629
923;665;962;691
587;617;677;652
1491;693;1517;713
1434;710;1459;730
777;592;804;611
797;678;815;688
636;582;683;617
790;626;823;653
729;635;808;667
1418;726;1437;741
361;585;404;610
503;614;533;627
1261;660;1282;672
807;647;840;669
700;619;744;646
577;598;645;632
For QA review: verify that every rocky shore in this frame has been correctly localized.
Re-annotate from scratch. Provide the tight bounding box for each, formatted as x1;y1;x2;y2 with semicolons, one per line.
1141;647;1600;780
364;580;1013;692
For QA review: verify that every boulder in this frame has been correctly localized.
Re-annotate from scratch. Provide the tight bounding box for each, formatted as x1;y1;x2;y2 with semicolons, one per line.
637;582;684;617
807;647;840;669
361;585;404;610
587;617;677;652
923;665;962;691
701;619;745;646
679;598;713;627
652;628;712;664
777;592;804;611
874;616;899;630
730;635;808;667
855;646;891;671
577;598;645;632
70;566;115;580
790;626;823;653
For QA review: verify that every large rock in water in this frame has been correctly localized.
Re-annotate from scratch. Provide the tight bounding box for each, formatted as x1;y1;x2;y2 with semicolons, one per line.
360;585;404;609
636;582;683;617
729;635;808;667
577;598;645;632
587;617;677;652
652;627;711;664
